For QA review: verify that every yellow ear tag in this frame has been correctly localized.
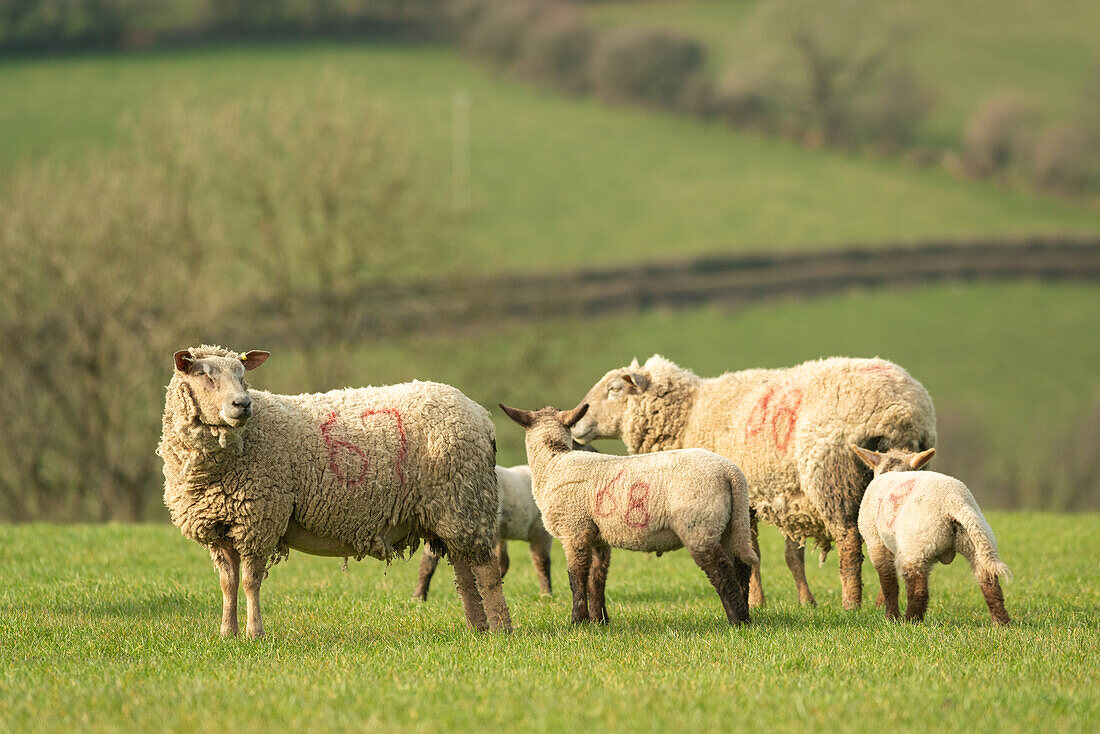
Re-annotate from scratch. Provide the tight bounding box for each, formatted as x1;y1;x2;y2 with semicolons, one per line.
240;354;248;362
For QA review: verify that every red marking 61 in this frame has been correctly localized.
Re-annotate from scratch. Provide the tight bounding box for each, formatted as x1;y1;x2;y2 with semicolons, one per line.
745;386;804;452
595;470;651;528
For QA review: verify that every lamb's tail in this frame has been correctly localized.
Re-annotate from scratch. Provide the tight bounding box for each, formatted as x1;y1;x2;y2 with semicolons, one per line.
952;502;1011;584
723;464;759;568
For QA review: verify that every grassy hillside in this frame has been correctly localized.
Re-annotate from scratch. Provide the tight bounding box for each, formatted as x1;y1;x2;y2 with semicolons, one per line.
586;0;1100;148
2;44;1097;277
1;517;1096;732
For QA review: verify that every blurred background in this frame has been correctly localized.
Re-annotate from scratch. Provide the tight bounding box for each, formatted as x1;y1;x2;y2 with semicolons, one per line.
1;0;1097;522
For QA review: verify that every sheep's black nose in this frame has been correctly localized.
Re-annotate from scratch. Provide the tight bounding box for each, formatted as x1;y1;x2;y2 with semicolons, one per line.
233;396;252;414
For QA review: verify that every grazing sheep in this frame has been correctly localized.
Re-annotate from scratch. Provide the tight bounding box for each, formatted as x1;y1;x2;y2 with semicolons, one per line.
413;464;554;600
499;403;758;626
158;345;512;637
853;446;1011;625
571;355;936;610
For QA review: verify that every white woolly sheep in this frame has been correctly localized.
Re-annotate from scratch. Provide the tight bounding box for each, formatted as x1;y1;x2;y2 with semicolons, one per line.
571;355;936;610
413;464;554;600
852;446;1011;625
500;403;759;626
158;345;512;637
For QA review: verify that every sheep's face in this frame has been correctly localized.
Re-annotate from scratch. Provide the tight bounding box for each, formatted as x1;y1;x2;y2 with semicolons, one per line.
851;445;936;477
570;366;649;445
499;403;589;454
173;350;270;428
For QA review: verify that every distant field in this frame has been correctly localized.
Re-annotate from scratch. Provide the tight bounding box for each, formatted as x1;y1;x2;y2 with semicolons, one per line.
1;517;1096;733
586;0;1100;148
2;44;1098;277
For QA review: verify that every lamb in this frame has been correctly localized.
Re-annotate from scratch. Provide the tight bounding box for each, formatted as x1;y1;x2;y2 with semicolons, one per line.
570;355;936;610
499;402;759;626
412;464;554;600
852;446;1011;625
158;345;512;637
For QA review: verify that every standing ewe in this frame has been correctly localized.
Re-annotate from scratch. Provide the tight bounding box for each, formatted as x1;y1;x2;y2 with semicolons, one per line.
852;446;1011;625
499;403;758;626
158;345;512;637
413;464;554;600
571;355;936;610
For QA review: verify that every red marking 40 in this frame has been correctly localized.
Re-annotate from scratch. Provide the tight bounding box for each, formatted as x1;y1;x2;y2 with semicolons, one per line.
745;386;804;452
595;470;651;528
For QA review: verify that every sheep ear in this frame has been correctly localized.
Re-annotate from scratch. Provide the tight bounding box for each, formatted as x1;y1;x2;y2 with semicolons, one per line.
909;447;936;470
559;403;589;428
174;350;194;372
622;371;649;393
240;350;270;371
498;403;534;429
851;444;882;470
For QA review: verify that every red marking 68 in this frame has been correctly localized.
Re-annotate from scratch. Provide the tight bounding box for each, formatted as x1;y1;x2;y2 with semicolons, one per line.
595;470;651;528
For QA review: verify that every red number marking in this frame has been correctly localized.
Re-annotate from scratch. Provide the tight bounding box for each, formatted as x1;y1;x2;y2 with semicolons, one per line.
622;482;651;528
879;478;917;529
859;363;895;376
745;389;775;439
361;408;408;490
745;386;803;452
320;412;369;488
771;389;804;452
595;470;624;518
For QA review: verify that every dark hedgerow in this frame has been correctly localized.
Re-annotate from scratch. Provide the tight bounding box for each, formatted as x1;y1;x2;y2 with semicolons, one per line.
588;26;709;112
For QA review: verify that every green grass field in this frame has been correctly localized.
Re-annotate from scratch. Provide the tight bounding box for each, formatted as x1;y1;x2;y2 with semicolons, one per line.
2;43;1097;276
1;516;1096;733
586;0;1100;148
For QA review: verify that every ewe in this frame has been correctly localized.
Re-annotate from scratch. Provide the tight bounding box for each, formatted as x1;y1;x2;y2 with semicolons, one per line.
853;446;1011;625
500;403;757;626
572;355;936;610
159;345;511;637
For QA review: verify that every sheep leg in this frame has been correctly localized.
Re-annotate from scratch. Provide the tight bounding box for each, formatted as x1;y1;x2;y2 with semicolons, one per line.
689;544;751;626
412;546;440;602
240;555;266;639
470;557;514;634
452;556;489;631
587;542;611;624
979;577;1011;626
866;542;899;620
837;525;864;610
903;567;930;623
496;539;510;579
784;538;817;607
748;512;766;608
450;555;489;631
212;544;240;638
528;525;553;597
564;541;594;624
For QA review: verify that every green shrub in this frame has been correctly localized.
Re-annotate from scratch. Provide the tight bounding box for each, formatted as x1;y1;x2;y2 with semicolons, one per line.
514;7;595;95
588;26;707;111
962;92;1043;176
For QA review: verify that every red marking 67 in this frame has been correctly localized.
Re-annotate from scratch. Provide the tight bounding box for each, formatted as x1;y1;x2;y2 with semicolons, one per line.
595;470;651;528
745;387;804;452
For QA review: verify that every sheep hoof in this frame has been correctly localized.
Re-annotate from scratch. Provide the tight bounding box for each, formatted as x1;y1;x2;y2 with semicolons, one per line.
219;627;238;639
539;592;553;600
